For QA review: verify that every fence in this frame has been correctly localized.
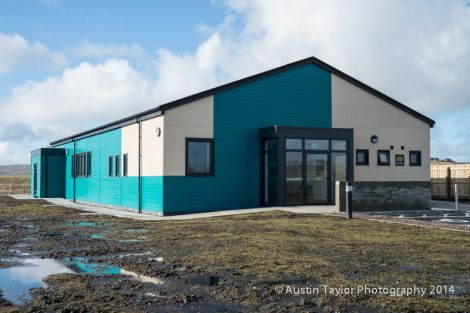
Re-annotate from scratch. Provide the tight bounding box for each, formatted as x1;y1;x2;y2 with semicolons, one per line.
430;163;470;200
0;176;30;195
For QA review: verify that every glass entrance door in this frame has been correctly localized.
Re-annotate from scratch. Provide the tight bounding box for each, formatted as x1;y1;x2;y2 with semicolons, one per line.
305;153;328;204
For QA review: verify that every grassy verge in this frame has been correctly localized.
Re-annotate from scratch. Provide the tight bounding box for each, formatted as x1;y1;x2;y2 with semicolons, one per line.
0;196;469;312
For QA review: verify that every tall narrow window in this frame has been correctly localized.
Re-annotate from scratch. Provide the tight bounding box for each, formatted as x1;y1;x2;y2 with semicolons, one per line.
115;155;120;177
87;152;92;177
109;156;113;177
356;149;369;165
409;151;421;166
71;154;75;177
123;154;128;177
185;138;214;176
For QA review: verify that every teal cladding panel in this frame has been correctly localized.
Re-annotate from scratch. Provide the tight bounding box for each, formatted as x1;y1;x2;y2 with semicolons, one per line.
163;63;332;214
141;176;163;214
56;142;75;200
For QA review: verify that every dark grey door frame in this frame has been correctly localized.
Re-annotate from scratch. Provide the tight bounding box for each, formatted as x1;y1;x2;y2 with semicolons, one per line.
260;126;354;206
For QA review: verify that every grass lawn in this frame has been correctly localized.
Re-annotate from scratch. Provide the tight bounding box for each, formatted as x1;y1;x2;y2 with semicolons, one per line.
0;196;469;312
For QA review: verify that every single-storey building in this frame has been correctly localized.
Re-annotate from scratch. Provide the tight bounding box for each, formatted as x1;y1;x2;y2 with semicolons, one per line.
30;56;435;215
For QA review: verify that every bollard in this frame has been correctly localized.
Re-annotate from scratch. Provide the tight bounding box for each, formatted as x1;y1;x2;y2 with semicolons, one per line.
455;183;459;212
345;182;353;219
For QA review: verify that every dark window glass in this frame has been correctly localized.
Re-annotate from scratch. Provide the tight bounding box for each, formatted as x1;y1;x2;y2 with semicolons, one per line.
377;150;390;166
331;140;347;151
305;139;328;150
115;155;120;177
123;154;128;177
263;139;278;205
75;153;88;177
87;152;92;177
109;156;113;177
186;139;213;176
356;149;369;165
285;151;302;204
71;154;75;177
286;139;302;150
409;151;421;166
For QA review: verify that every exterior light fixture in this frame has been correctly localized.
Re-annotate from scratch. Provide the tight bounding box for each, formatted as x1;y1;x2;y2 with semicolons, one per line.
370;135;378;144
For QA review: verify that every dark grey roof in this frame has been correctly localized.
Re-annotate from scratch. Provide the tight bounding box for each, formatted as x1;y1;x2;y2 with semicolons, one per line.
50;56;435;146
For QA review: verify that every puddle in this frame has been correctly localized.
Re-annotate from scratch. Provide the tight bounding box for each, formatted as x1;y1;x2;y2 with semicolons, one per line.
119;239;140;243
61;257;121;275
60;257;163;285
0;258;74;305
64;222;99;227
126;229;148;233
90;233;104;239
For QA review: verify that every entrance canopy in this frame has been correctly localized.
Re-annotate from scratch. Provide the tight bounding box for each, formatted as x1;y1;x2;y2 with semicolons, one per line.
259;126;354;206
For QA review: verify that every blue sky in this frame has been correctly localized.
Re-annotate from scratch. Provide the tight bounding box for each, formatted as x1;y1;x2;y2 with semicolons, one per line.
0;0;469;164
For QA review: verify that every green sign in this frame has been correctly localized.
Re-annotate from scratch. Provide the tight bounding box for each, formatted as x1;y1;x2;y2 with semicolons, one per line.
395;154;405;166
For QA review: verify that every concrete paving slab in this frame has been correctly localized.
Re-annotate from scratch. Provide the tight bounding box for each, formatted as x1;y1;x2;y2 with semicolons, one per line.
24;197;339;221
10;194;36;200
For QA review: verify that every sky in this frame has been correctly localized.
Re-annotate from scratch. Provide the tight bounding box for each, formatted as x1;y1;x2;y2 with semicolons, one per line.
0;0;469;164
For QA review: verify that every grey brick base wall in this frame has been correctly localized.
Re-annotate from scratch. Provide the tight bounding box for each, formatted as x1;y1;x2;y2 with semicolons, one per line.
335;181;431;212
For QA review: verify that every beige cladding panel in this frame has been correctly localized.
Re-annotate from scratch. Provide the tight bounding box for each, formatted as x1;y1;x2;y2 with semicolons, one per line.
121;123;139;176
141;115;164;176
163;96;214;176
331;74;430;181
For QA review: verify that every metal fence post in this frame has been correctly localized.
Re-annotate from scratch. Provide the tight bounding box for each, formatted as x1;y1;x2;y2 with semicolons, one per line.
345;182;353;219
455;183;459;212
446;167;451;200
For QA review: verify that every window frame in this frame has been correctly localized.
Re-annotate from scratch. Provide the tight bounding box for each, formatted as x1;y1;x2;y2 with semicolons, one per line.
108;156;113;177
123;154;128;177
185;138;214;177
377;150;391;166
355;149;369;166
75;152;88;177
409;150;422;166
86;152;92;177
115;155;120;177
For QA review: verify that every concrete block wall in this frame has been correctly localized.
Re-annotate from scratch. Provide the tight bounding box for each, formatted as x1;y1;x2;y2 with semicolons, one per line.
335;181;431;211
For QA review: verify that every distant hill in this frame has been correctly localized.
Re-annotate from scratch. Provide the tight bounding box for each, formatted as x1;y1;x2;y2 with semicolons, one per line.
0;164;30;176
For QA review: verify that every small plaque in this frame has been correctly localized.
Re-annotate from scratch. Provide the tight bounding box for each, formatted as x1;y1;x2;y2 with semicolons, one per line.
395;154;405;166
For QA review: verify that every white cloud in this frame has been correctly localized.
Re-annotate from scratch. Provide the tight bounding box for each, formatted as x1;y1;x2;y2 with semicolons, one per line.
0;33;67;74
72;41;146;61
1;0;470;163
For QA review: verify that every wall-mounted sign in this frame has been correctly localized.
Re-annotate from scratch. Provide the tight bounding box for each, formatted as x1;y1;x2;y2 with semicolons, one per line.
395;154;405;166
370;135;378;144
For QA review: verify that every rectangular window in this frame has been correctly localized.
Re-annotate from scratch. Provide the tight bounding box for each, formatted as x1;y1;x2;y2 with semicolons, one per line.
109;156;113;177
285;138;302;150
115;155;120;177
186;138;214;176
71;154;75;177
356;149;369;165
331;140;347;151
123;154;128;177
87;152;92;177
305;139;328;150
75;153;87;177
377;150;390;166
395;154;405;166
409;150;421;166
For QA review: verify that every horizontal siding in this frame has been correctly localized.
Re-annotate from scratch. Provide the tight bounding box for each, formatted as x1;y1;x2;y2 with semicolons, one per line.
164;63;332;214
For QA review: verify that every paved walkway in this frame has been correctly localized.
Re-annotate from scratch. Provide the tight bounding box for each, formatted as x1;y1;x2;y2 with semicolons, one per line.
10;195;338;221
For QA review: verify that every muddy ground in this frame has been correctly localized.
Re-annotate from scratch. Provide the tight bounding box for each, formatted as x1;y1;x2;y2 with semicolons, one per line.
0;196;469;312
